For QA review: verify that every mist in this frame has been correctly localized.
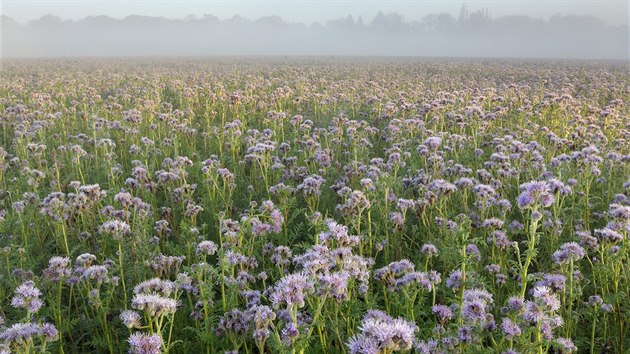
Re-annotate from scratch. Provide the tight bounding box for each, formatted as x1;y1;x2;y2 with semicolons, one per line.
1;9;628;59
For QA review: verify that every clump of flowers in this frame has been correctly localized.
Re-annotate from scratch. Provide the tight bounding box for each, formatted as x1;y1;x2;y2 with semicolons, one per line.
11;281;42;315
347;310;418;353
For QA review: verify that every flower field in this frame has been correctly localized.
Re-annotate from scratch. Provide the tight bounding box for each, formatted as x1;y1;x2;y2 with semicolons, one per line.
0;58;628;353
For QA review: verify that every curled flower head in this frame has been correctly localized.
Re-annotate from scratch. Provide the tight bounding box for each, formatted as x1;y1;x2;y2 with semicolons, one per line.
269;272;315;310
348;311;417;353
11;281;42;314
120;310;142;329
517;181;554;209
552;242;586;264
98;219;131;240
128;332;163;354
131;293;177;317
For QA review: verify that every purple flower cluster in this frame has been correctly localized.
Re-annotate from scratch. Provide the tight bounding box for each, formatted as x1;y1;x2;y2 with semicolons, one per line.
347;311;417;353
128;332;163;354
516;181;555;209
11;281;42;314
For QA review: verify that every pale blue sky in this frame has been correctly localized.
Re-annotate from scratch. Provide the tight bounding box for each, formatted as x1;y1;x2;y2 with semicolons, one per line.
2;0;628;26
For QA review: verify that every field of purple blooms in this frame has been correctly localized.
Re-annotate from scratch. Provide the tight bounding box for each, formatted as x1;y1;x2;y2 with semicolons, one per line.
0;58;628;354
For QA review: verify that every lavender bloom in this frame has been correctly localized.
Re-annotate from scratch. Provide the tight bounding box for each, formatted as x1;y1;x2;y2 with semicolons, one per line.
415;339;439;354
319;219;360;247
131;293;177;317
133;278;177;296
0;323;42;347
421;244;438;257
297;175;326;196
537;274;566;292
532;286;561;312
11;281;42;314
465;244;481;261
40;323;58;342
374;260;430;291
446;269;463;290
424;136;442;150
588;295;603;306
196;241;218;256
516;181;554;209
552;242;586;265
120;310;142;329
43;256;71;281
500;318;522;339
128;333;163;354
482;218;505;229
506;296;524;311
432;304;453;321
317;272;350;302
269;273;315;310
80;265;110;284
281;322;300;346
428;179;457;196
594;228;623;243
98;219;131;240
457;326;473;343
554;337;577;353
348;311;418;353
461;289;494;325
217;309;250;336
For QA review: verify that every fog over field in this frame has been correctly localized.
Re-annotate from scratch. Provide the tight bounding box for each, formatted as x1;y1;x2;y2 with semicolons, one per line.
1;1;628;59
2;2;630;354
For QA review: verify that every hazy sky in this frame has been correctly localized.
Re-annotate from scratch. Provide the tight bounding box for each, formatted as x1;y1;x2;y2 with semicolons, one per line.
2;0;628;26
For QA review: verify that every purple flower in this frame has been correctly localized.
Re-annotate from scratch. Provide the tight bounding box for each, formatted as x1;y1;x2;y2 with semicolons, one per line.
350;311;418;353
347;333;380;354
43;256;72;282
552;242;585;264
128;332;163;354
421;244;438;257
432;304;453;321
270;273;315;310
317;272;350;302
40;323;58;342
446;269;463;290
120;310;142;329
297;174;326;196
133;278;177;296
537;273;566;292
506;296;524;311
11;281;42;314
196;241;218;256
532;286;561;312
98;219;132;240
500;318;521;339
424;136;442;150
554;337;577;353
516;181;554;209
0;323;41;346
281;322;299;346
465;244;481;261
457;326;473;343
131;293;177;317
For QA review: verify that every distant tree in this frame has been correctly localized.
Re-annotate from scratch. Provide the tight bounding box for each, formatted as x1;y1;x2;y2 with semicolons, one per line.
422;13;438;32
370;11;407;31
254;15;287;28
201;14;220;24
30;14;62;26
327;14;356;31
467;8;491;30
436;13;457;33
356;15;364;29
458;4;469;24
